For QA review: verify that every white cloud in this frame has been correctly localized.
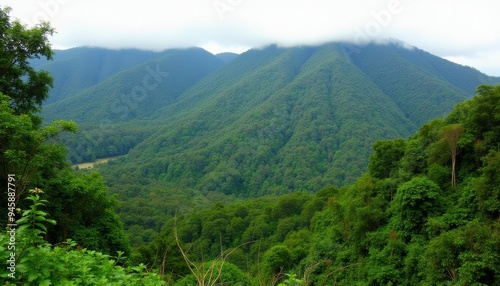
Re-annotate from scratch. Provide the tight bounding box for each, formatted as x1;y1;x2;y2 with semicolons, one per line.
2;0;500;75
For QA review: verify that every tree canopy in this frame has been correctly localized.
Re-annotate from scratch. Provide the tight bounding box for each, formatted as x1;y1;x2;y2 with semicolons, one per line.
0;6;54;114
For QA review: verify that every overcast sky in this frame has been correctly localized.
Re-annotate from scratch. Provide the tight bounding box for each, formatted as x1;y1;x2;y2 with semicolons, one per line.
3;0;500;76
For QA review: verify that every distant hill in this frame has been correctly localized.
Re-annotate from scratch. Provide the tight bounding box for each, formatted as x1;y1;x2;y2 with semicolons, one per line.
215;52;239;63
41;42;500;193
31;47;170;104
42;47;225;124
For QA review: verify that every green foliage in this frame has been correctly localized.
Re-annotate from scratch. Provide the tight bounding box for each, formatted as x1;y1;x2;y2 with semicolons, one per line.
0;6;55;114
422;220;500;284
476;151;500;218
390;177;443;240
0;92;127;256
263;245;292;275
44;169;131;255
369;138;406;179
16;192;56;246
278;273;304;286
0;92;77;204
0;10;143;283
0;193;164;285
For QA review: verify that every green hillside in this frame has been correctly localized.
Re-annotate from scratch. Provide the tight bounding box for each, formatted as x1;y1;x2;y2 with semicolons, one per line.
31;47;170;104
121;44;415;195
41;48;225;163
347;43;500;126
42;47;225;124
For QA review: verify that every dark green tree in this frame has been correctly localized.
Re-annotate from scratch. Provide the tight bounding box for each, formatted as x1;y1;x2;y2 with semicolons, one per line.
0;6;55;115
368;138;406;179
390;177;443;240
263;245;292;276
476;151;500;218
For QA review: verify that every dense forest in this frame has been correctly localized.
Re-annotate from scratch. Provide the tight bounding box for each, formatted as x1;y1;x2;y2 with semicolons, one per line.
129;83;500;285
2;5;500;285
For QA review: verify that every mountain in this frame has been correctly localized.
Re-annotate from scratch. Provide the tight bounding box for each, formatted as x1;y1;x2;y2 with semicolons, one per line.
216;52;239;63
41;47;226;124
345;43;495;125
41;42;500;194
30;47;170;104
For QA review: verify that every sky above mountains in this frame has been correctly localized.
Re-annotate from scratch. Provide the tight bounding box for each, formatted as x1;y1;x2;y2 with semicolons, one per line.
3;0;500;76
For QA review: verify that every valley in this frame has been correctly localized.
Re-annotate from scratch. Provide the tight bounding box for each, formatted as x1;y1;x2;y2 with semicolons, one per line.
72;155;124;169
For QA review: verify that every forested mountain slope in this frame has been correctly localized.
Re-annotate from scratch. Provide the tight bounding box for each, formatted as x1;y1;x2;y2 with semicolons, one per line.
121;44;416;194
347;43;500;125
93;42;498;195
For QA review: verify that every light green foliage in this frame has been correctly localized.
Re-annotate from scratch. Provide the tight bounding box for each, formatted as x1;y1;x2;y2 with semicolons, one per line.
16;193;56;246
278;273;304;286
0;194;164;285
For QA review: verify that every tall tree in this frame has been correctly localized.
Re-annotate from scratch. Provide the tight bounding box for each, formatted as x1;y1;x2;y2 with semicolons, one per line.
440;124;464;187
0;6;54;115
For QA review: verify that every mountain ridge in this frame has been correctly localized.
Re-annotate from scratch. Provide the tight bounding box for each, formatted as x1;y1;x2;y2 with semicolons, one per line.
40;41;500;192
